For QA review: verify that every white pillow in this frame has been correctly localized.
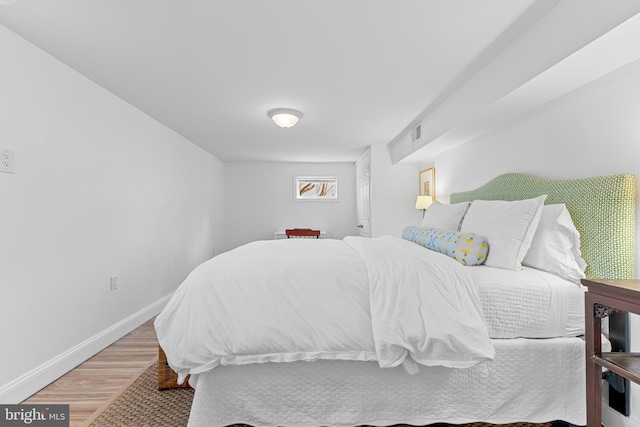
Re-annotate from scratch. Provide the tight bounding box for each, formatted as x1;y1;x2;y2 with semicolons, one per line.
421;201;470;230
522;204;587;284
460;195;547;270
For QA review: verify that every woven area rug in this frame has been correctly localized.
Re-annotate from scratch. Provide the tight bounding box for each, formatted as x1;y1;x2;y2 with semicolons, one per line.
87;360;194;427
86;361;553;427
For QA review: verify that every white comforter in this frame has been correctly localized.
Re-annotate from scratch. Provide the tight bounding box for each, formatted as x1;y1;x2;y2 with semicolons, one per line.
155;236;495;383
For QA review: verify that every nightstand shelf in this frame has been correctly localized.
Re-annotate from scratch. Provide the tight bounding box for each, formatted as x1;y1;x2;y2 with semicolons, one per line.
583;278;640;427
594;353;640;384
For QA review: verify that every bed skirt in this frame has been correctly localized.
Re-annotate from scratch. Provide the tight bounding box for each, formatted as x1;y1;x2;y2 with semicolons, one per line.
186;337;587;427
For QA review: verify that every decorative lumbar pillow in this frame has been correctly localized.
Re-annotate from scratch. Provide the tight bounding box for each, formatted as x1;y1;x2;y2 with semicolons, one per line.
421;201;471;231
408;227;489;266
460;195;547;270
402;225;419;241
522;204;587;284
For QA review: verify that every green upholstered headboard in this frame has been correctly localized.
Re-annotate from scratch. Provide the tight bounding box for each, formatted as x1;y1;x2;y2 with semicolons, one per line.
450;173;636;280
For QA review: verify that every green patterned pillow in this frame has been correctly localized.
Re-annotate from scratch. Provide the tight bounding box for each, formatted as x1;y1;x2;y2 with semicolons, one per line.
403;226;489;266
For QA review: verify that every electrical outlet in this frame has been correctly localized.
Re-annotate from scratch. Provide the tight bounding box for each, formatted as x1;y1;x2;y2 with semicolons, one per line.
109;275;118;292
0;148;15;174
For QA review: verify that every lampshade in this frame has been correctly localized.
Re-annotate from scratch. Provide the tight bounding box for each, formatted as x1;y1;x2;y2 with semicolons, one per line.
268;108;303;128
415;195;433;211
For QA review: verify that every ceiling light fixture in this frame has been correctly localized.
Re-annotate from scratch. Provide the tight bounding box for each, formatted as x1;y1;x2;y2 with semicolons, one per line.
268;108;303;128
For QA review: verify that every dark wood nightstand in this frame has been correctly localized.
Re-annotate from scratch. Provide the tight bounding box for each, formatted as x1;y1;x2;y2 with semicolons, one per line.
583;278;640;427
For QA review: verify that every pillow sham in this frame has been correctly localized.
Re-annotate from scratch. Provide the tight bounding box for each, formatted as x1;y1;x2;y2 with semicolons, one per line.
460;195;547;270
421;201;471;230
403;226;489;266
522;204;587;284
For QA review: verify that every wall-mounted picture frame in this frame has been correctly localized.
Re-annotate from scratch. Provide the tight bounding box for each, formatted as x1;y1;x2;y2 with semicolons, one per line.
418;167;435;199
295;176;338;200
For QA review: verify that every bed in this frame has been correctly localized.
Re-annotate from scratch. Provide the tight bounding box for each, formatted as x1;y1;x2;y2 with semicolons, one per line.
155;172;636;427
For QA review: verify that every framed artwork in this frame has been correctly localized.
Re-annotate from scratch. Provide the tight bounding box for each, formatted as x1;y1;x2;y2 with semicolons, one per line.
295;176;338;200
419;167;435;199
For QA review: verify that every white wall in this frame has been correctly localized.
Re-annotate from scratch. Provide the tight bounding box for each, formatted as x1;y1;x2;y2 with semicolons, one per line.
423;58;640;427
223;162;357;251
369;143;419;237
0;24;224;402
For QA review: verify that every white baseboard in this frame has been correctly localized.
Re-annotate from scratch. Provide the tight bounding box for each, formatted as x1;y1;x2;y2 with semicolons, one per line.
603;400;640;427
0;293;173;404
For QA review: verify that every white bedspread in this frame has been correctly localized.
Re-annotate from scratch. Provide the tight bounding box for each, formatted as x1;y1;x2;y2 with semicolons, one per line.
346;236;494;369
473;265;585;338
187;336;592;427
155;236;494;383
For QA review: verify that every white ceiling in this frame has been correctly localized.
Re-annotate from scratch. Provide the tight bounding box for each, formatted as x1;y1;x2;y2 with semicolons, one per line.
0;0;547;163
3;2;639;164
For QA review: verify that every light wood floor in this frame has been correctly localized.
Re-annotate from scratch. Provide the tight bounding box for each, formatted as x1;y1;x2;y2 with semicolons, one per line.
21;318;159;427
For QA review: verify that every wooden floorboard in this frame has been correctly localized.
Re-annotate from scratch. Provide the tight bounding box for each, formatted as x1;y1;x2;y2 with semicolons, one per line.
21;318;159;427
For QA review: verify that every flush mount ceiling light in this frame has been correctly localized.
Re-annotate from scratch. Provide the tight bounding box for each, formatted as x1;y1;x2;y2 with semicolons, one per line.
268;108;303;128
